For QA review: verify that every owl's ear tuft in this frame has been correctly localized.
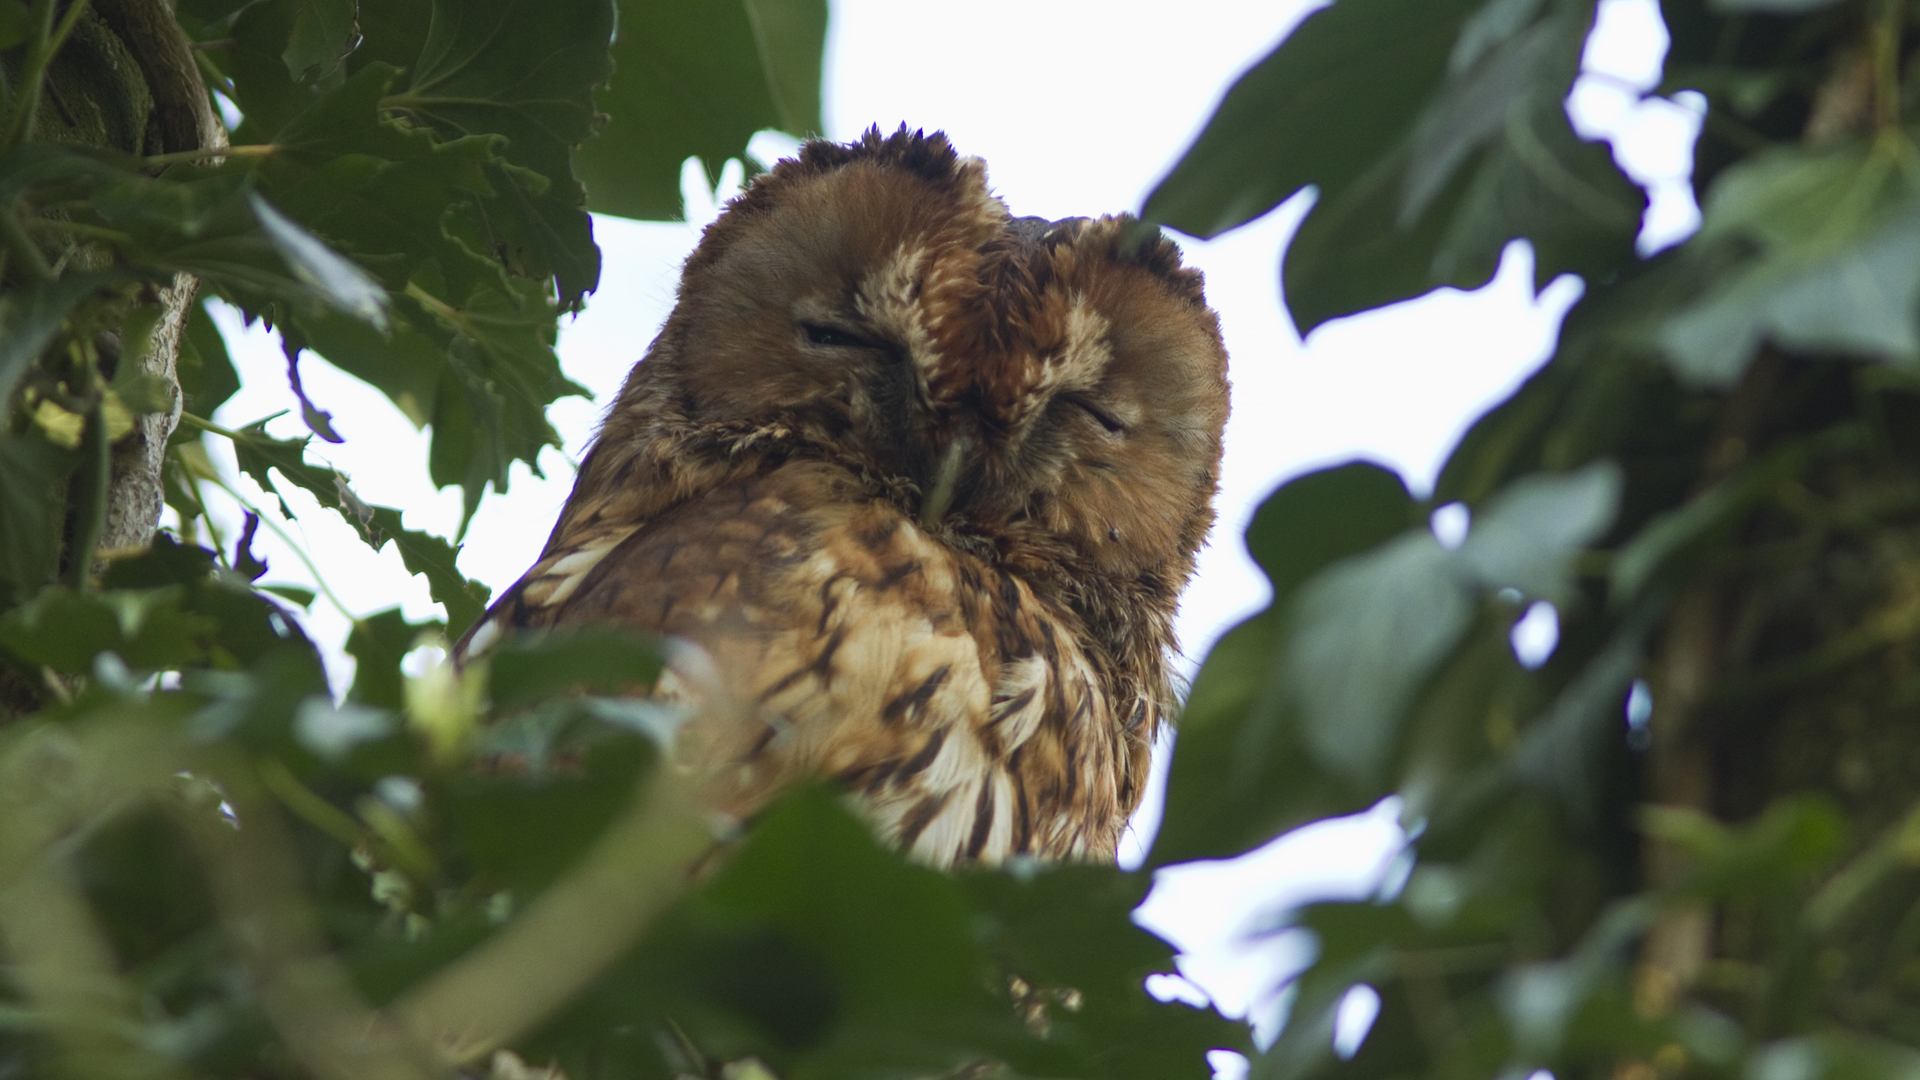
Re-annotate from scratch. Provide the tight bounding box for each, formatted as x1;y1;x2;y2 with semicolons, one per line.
1081;216;1210;310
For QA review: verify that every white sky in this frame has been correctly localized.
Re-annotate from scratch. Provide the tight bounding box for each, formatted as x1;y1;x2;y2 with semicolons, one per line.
185;2;1701;1073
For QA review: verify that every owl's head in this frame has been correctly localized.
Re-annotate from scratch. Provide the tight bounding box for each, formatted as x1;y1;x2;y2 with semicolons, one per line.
594;127;1229;653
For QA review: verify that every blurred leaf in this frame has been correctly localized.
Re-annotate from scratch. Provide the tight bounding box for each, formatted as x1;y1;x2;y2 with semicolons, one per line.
1457;460;1622;604
962;864;1249;1076
577;0;828;221
1145;0;1481;238
436;725;655;895
177;300;240;417
0;272;123;410
0;433;78;608
1148;0;1640;332
1153;463;1416;866
345;606;441;709
487;623;663;709
1657;141;1920;387
0;0;27;50
283;0;360;84
0;585;215;672
1289;530;1475;786
247;193;389;327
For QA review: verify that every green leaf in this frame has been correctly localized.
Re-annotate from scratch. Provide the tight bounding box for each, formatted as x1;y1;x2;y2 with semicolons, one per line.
1288;530;1476;785
0;433;79;607
0;585;216;673
1147;0;1641;332
486;623;664;709
258;62;510;299
247;192;389;327
177;300;240;417
1657;141;1920;387
1457;460;1623;604
1152;463;1417;866
0;0;29;51
227;421;492;634
346;606;441;709
577;0;828;221
0;272;123;411
961;864;1249;1076
1144;0;1481;238
283;0;360;85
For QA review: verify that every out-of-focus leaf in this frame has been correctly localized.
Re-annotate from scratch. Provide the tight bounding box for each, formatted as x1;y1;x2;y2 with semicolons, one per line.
487;624;663;709
0;434;78;608
961;864;1249;1076
0;586;215;672
1144;0;1480;238
346;606;441;709
1657;141;1920;386
177;300;240;417
1458;460;1622;603
0;272;123;410
0;0;28;50
1289;531;1475;785
228;421;491;633
283;0;360;84
1152;463;1416;866
1645;794;1847;898
1148;0;1640;332
577;0;827;222
247;193;388;327
1711;0;1844;9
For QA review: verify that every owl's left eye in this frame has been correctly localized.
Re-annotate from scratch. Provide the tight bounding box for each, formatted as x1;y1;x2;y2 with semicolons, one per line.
1061;393;1127;434
802;323;866;348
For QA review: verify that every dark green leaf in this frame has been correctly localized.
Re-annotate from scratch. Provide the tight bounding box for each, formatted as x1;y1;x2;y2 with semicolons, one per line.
1144;0;1481;238
577;0;828;221
0;585;216;672
345;606;440;709
283;0;360;85
486;623;663;709
248;193;388;327
0;272;123;410
177;300;240;417
1152;463;1417;866
227;421;492;633
1457;460;1622;604
0;433;79;607
0;0;28;52
1657;141;1920;386
1288;530;1475;785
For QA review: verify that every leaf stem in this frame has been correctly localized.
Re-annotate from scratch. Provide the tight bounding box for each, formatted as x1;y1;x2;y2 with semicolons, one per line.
1872;0;1907;136
0;0;95;155
176;410;250;442
66;402;109;589
0;201;53;282
143;143;275;169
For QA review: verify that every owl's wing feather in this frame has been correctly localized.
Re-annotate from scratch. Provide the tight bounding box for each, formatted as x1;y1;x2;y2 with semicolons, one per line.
467;459;1152;865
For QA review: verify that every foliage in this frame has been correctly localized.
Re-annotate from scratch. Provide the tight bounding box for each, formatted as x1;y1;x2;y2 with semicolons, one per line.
1146;0;1920;1078
11;0;1920;1076
0;1;1248;1078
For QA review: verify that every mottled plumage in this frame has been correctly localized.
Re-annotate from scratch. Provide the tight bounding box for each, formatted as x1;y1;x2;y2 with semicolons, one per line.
458;128;1229;867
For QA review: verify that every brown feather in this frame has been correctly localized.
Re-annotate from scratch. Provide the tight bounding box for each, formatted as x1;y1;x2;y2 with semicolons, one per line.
457;127;1228;867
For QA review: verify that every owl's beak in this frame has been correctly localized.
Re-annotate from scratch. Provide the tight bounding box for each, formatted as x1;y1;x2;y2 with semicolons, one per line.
917;434;969;529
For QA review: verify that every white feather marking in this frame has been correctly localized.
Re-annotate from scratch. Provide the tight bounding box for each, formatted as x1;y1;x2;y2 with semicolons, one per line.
462;617;502;659
531;529;635;608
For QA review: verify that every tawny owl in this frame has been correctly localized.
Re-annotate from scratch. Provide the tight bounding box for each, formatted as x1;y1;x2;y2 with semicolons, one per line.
457;128;1229;867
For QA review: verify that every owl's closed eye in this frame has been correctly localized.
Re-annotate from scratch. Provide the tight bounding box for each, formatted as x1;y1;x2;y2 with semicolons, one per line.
459;126;1229;868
